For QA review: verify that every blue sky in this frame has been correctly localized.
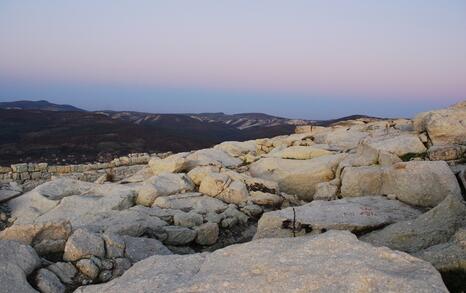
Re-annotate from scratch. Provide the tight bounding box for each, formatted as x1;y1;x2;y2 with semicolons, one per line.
1;1;465;119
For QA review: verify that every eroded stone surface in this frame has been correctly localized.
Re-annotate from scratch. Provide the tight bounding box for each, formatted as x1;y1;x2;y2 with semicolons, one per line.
76;231;448;293
255;196;421;239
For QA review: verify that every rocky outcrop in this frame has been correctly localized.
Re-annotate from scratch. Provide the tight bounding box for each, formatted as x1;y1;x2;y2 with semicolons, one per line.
136;173;194;206
365;133;427;157
2;102;465;292
249;154;346;201
361;195;466;253
414;101;466;145
76;231;448;293
380;161;461;207
255;196;421;239
340;161;461;207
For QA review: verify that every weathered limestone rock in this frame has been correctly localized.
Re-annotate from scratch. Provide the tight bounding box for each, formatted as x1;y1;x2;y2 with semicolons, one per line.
216;180;249;205
255;196;421;239
148;152;190;175
313;179;340;201
136;173;194;206
268;145;334;160
63;229;105;261
340;166;384;197
339;161;462;207
195;222;219;246
8;180;136;225
120;166;154;183
122;235;172;263
35;268;66;293
35;178;95;200
221;170;280;194
214;140;257;157
240;204;263;218
152;192;227;214
381;161;461;207
187;166;221;185
428;144;464;161
76;231;448;293
76;258;100;280
366;134;427;157
198;173;230;197
173;212;203;228
221;205;249;226
186;148;242;169
249;154;346;201
0;240;42;293
378;150;402;166
199;173;249;205
361;195;466;253
0;220;72;255
102;233;125;259
0;188;21;203
249;191;283;207
36;190;136;227
163;226;197;245
73;208;168;238
315;128;369;149
47;262;77;285
414;228;466;272
414;102;466;145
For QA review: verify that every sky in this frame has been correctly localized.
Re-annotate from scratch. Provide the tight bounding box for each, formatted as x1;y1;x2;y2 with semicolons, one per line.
0;1;465;119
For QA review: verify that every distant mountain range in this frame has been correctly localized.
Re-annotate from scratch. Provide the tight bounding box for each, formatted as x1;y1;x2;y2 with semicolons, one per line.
0;100;379;165
0;100;85;112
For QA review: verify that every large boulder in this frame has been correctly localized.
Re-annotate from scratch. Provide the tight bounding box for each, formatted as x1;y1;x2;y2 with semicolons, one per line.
33;186;136;228
340;166;384;197
185;148;242;169
255;196;421;239
361;195;466;253
365;134;427;157
63;229;105;261
381;161;461;207
428;144;465;161
249;154;346;201
414;101;466;145
148;152;190;175
0;240;42;293
136;173;194;206
340;161;462;208
76;231;448;293
213;140;256;157
314;128;369;149
7;180;136;225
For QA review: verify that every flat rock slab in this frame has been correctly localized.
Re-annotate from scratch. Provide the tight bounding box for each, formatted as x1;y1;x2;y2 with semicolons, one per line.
76;231;447;293
0;189;21;203
255;196;422;239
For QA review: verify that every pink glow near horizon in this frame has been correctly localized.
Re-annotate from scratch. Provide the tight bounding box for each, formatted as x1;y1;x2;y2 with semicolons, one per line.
0;1;465;110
